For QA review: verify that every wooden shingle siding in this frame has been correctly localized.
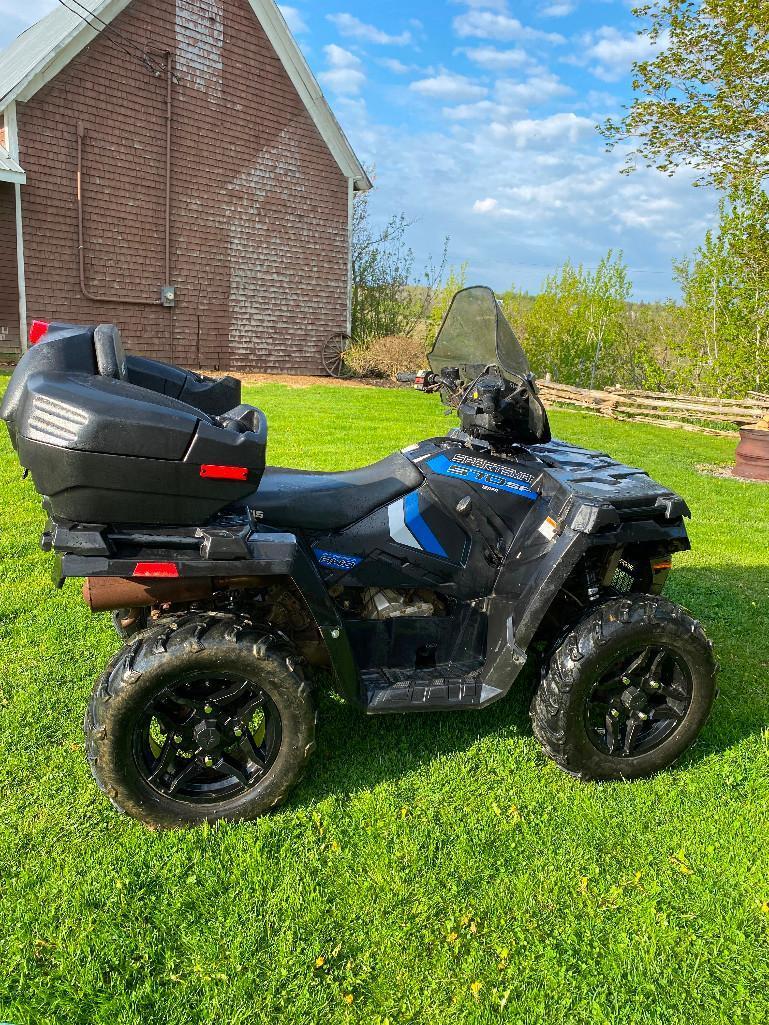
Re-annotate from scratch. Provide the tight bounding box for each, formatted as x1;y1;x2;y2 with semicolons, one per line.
13;0;349;373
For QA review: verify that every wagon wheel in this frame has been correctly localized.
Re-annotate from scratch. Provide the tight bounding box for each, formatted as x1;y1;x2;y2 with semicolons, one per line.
322;332;355;378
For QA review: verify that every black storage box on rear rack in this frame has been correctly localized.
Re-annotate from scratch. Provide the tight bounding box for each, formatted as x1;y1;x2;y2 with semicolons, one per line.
0;323;266;526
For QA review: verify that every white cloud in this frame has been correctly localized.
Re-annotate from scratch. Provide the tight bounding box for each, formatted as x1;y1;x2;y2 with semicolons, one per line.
491;111;595;147
318;44;366;95
444;100;507;121
462;46;532;71
410;72;488;102
278;5;308;35
453;11;565;44
326;91;718;301
579;26;668;82
541;2;575;15
379;57;415;75
473;197;499;213
444;72;570;120
496;72;571;107
327;12;412;46
452;0;510;10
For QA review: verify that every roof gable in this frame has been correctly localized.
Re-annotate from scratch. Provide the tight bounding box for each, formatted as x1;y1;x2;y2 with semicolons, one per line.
0;0;370;190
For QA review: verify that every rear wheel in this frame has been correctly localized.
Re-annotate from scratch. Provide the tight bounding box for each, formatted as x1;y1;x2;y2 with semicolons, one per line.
85;613;316;828
531;595;717;781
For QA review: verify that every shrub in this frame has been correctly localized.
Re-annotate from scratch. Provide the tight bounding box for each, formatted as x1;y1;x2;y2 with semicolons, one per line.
345;333;429;379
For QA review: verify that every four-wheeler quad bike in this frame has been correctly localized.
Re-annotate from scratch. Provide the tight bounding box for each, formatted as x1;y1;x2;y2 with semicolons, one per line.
0;288;717;829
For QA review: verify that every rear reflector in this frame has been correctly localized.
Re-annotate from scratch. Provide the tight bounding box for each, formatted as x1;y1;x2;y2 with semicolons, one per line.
29;320;50;345
133;562;180;578
652;558;673;571
200;464;249;481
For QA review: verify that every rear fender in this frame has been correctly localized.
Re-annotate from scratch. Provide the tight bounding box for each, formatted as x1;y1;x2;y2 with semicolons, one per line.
289;546;360;704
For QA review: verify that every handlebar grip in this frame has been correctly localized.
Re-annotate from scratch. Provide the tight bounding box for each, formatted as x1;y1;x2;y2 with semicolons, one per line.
396;372;418;384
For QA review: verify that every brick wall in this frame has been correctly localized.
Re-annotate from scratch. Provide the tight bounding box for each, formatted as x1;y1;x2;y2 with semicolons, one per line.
14;0;351;373
0;183;20;351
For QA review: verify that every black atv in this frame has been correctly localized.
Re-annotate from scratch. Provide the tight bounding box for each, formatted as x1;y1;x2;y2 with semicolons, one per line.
1;287;717;828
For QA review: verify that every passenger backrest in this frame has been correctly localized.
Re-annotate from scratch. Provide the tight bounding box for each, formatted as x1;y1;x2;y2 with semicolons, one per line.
94;323;128;380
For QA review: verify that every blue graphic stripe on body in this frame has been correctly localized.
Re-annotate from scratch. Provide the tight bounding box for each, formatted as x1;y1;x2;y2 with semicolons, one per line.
427;454;538;500
403;491;448;558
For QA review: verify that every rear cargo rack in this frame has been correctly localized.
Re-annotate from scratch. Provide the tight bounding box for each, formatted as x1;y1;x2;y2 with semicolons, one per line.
43;519;297;584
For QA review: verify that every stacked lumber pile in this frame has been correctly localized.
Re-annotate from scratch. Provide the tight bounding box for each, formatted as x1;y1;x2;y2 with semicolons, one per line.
538;381;769;437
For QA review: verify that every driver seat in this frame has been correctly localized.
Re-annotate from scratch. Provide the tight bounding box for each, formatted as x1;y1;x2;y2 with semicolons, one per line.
249;452;424;531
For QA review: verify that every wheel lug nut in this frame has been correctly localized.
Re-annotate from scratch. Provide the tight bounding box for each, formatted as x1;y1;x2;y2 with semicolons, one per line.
233;726;243;738
638;712;649;721
173;734;183;744
204;704;214;715
649;681;660;690
203;755;213;767
611;709;620;719
622;677;630;685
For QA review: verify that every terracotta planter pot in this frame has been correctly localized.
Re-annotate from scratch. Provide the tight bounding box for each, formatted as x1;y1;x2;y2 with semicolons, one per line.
734;426;769;481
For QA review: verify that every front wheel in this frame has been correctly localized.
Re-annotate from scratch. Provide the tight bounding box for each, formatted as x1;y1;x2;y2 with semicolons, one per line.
85;614;316;828
531;596;717;781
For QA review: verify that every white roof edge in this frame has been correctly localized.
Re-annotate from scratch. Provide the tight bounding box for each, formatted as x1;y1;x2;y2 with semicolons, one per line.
0;144;26;184
0;0;133;109
0;0;371;191
249;0;371;191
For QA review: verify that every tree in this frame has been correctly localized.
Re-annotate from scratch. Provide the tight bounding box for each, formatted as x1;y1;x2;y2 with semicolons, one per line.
600;0;769;190
672;188;769;395
350;185;448;345
514;252;634;389
425;264;468;346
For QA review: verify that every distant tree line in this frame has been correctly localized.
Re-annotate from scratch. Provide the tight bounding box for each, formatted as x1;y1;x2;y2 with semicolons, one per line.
502;191;769;398
351;191;769;397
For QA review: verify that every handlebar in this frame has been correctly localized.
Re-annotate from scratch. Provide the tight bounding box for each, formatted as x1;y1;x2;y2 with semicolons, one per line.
396;369;461;395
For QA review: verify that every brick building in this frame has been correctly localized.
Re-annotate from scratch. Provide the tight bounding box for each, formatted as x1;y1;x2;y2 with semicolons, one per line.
0;0;370;373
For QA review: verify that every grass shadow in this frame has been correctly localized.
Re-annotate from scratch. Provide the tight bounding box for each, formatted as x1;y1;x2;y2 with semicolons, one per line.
295;662;540;807
292;561;769;806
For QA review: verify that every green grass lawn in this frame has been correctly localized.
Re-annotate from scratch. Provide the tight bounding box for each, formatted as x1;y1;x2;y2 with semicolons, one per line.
1;378;768;1025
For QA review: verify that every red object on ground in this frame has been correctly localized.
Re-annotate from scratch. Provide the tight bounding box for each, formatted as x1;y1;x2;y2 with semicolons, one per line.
132;562;180;578
199;464;249;481
28;320;50;344
734;427;769;481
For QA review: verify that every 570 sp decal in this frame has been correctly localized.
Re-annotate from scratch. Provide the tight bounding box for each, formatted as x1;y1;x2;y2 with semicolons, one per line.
426;453;539;500
312;548;362;572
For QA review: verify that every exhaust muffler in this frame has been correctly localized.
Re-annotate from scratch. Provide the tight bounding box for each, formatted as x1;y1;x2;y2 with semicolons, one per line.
83;576;265;612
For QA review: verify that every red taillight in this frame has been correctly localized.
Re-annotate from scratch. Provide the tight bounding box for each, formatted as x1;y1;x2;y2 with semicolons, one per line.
200;464;249;481
132;562;179;578
29;320;50;345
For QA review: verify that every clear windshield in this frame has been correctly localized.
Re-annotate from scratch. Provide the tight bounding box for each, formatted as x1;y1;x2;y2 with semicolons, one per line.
428;286;530;382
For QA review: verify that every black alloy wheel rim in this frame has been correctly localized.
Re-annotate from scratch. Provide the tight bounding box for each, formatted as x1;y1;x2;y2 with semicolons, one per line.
133;673;282;803
584;645;693;758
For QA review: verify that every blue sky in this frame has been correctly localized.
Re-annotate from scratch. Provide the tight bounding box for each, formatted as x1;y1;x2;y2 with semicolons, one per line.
1;0;720;300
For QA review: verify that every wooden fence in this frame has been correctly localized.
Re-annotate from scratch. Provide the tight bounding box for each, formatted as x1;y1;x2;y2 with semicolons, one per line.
538;381;769;437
